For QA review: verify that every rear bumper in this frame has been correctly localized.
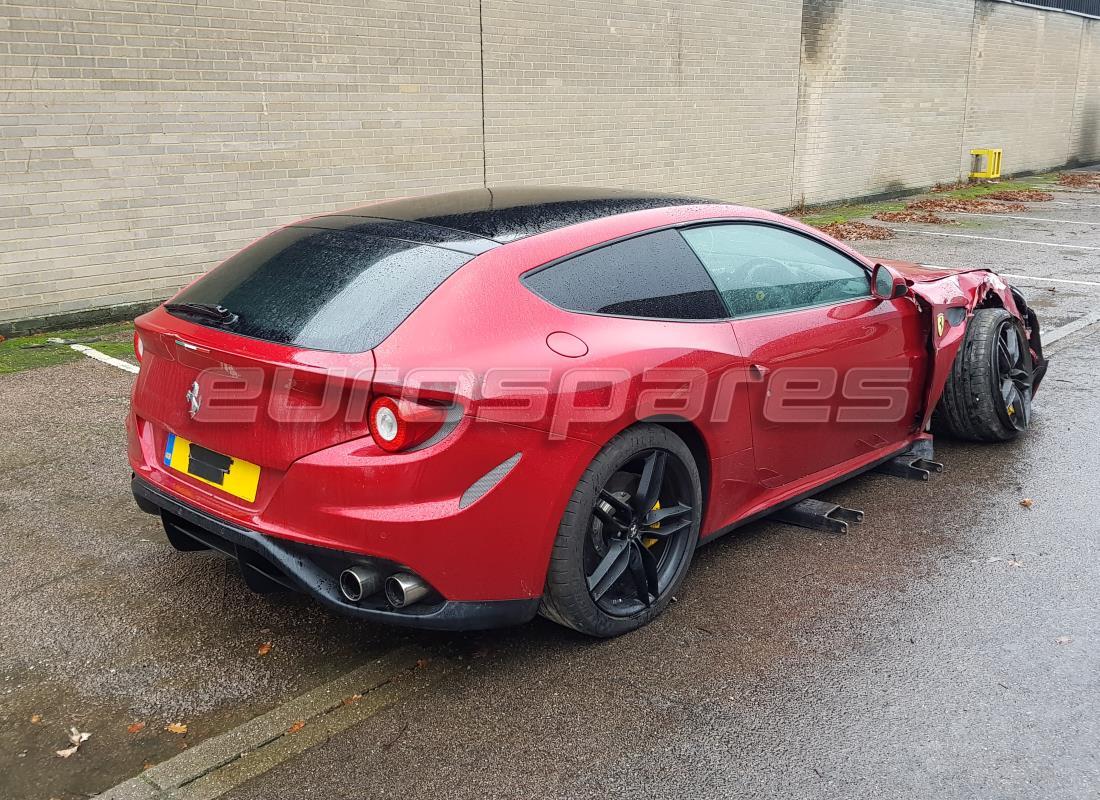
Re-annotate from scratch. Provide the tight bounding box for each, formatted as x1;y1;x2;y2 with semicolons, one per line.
128;409;597;602
132;475;539;631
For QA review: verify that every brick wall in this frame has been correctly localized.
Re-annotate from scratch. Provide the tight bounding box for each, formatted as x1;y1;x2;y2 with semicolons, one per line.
0;0;484;327
481;0;802;210
1070;19;1100;163
1;0;1098;328
963;1;1084;175
792;0;976;205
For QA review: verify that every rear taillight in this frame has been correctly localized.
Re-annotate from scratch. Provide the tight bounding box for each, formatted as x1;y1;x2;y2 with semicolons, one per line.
133;330;144;362
368;396;447;452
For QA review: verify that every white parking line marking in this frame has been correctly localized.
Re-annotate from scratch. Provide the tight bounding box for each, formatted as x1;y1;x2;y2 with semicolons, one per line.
1049;201;1100;208
69;343;139;374
919;264;1100;343
1042;311;1100;346
920;265;1100;289
951;212;1100;226
1000;273;1100;289
896;230;1100;250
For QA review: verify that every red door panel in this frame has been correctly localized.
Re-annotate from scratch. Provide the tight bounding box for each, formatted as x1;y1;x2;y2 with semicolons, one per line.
732;297;928;486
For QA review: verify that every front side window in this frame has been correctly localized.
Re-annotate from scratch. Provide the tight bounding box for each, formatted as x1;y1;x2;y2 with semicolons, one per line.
680;224;870;318
523;229;726;321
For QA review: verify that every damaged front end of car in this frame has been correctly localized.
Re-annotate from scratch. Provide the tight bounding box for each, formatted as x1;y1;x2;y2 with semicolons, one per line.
875;260;1048;430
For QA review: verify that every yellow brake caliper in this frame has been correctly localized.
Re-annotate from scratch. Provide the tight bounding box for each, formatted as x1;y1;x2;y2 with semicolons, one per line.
643;500;660;549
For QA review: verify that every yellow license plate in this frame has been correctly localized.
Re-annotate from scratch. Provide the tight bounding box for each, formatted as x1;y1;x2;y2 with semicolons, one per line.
163;433;260;502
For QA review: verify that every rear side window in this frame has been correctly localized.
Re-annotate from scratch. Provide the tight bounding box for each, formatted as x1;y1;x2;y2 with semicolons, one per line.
169;227;471;353
523;230;726;320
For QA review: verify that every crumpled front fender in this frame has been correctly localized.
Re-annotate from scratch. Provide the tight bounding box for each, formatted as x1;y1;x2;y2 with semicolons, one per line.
886;264;1043;430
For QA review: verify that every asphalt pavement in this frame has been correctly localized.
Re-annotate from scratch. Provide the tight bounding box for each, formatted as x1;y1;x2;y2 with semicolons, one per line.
1;185;1098;800
222;328;1100;800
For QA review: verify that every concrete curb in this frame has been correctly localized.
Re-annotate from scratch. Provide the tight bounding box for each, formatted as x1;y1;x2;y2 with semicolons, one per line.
93;646;435;800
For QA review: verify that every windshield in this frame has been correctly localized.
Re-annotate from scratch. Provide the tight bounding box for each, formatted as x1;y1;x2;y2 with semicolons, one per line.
168;227;472;353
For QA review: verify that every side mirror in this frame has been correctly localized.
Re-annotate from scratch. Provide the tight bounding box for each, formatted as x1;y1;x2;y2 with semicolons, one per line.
871;263;908;300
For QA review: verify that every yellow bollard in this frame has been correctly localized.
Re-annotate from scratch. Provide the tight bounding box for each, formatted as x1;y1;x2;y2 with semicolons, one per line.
970;148;1002;180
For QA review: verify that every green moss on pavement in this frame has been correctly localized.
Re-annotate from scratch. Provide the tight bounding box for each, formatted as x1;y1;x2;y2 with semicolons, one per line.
0;322;136;375
797;200;908;227
790;173;1061;229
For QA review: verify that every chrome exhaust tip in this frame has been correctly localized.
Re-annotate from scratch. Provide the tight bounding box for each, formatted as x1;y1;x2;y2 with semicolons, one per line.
339;565;383;603
385;573;429;608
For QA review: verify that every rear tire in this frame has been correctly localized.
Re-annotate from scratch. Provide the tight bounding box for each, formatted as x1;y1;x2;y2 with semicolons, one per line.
539;424;702;638
935;308;1034;442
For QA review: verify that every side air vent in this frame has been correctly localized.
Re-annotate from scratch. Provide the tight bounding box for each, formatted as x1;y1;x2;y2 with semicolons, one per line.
459;453;521;509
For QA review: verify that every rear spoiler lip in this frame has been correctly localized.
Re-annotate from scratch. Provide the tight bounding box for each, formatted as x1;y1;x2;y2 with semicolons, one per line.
136;305;375;374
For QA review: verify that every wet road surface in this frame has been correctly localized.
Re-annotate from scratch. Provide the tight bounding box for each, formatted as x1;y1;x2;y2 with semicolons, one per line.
1;185;1098;799
0;360;432;798
221;330;1100;800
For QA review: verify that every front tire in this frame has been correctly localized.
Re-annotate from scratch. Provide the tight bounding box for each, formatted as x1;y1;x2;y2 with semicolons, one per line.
935;308;1034;442
539;424;702;638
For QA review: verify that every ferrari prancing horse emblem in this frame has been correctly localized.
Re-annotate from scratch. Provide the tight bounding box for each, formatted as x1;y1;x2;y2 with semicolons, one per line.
185;380;201;418
936;312;946;337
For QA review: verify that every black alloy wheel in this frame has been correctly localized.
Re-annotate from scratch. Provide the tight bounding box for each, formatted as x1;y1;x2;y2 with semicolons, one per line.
586;449;695;617
935;307;1036;442
993;317;1033;432
539;424;702;637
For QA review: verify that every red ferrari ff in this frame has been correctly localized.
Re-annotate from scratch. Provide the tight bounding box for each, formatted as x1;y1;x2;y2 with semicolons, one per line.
128;187;1047;637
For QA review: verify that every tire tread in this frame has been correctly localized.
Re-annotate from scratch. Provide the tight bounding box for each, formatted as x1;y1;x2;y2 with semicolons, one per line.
935;308;1021;442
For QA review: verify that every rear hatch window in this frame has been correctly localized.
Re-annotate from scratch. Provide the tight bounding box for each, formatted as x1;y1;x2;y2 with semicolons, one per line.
167;226;473;353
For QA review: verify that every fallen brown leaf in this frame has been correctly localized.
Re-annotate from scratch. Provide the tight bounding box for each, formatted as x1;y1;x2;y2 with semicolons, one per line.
287;720;305;734
1019;498;1034;508
907;197;1027;214
816;221;894;241
931;180;970;193
1057;172;1100;189
127;722;146;735
257;642;273;656
56;727;91;758
342;693;363;706
30;714;42;724
872;209;954;224
415;658;431;669
984;189;1053;202
165;722;188;735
